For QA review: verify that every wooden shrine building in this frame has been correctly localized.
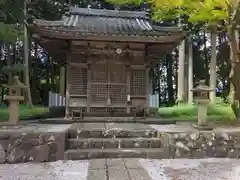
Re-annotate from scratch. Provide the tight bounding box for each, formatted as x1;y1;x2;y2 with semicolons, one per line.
29;7;185;119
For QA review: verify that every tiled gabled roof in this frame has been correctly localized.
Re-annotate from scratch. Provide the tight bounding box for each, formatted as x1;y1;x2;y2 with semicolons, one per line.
32;7;184;43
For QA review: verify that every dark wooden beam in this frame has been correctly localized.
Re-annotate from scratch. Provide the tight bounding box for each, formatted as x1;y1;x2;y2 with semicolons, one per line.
71;47;145;55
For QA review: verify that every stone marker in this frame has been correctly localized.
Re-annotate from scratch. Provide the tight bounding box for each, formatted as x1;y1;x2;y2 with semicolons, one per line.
3;76;27;125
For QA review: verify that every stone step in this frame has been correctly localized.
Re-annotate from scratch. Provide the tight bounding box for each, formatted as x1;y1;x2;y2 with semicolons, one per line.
64;148;166;160
68;129;158;139
68;138;162;149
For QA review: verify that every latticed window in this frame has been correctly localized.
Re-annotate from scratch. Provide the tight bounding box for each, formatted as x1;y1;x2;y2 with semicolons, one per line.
90;84;108;103
108;84;126;104
69;66;87;95
90;61;127;104
91;62;107;83
109;63;126;84
130;69;146;96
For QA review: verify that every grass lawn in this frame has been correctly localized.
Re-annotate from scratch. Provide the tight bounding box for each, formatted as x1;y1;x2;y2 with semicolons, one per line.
0;100;235;123
158;101;236;122
0;104;48;121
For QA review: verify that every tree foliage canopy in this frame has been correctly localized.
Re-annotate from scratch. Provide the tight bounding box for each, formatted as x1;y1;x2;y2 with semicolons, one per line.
107;0;240;29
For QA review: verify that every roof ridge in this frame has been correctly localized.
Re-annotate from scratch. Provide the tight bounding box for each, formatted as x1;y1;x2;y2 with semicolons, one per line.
151;25;183;32
68;6;149;19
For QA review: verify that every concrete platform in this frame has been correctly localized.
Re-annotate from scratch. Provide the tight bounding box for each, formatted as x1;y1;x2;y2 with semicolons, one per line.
0;158;240;180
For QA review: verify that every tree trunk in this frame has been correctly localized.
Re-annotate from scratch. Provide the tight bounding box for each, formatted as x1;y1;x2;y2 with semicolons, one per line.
210;31;217;103
166;54;174;105
204;31;210;83
177;39;185;103
188;39;193;104
31;41;40;104
51;60;55;92
23;0;32;105
218;33;229;100
184;43;188;102
174;49;178;100
228;28;240;118
1;87;4;103
12;43;16;64
6;44;12;83
2;45;7;103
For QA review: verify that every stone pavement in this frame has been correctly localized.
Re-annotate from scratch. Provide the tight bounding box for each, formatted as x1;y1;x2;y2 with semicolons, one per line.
1;158;240;180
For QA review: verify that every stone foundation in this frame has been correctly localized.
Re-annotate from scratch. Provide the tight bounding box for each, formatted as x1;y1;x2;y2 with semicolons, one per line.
65;123;240;160
152;125;240;159
0;124;70;163
1;123;240;163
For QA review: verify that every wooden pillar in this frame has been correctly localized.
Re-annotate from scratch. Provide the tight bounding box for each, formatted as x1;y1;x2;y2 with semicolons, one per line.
145;45;150;114
65;42;71;119
60;66;65;96
87;63;91;113
126;65;131;114
145;64;150;113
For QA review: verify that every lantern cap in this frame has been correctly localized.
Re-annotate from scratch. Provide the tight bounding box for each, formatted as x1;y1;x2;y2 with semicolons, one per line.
2;76;27;89
191;79;214;92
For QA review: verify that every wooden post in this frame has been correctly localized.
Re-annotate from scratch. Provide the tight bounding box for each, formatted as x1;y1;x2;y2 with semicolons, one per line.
126;65;131;114
87;63;91;113
145;64;150;114
145;46;150;115
65;42;71;120
60;66;65;96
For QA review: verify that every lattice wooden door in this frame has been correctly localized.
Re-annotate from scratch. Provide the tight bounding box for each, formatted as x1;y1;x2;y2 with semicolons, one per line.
91;61;127;108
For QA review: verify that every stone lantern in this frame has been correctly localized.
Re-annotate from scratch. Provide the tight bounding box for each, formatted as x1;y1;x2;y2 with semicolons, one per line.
3;76;27;125
191;79;214;130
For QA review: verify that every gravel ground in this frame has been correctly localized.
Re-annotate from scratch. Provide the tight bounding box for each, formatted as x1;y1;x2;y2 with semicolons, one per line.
140;158;240;180
0;158;240;180
0;160;90;180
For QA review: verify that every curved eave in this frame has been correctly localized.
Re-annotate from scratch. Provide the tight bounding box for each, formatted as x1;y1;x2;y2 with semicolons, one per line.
29;25;185;44
33;19;64;26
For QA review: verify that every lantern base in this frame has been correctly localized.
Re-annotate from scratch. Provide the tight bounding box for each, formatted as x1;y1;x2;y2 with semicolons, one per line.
0;123;23;128
192;123;213;131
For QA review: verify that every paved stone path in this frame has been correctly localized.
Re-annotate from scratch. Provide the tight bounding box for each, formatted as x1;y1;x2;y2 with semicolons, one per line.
1;158;240;180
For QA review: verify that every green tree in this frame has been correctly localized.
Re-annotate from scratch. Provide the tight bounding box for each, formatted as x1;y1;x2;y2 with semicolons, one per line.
107;0;240;113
